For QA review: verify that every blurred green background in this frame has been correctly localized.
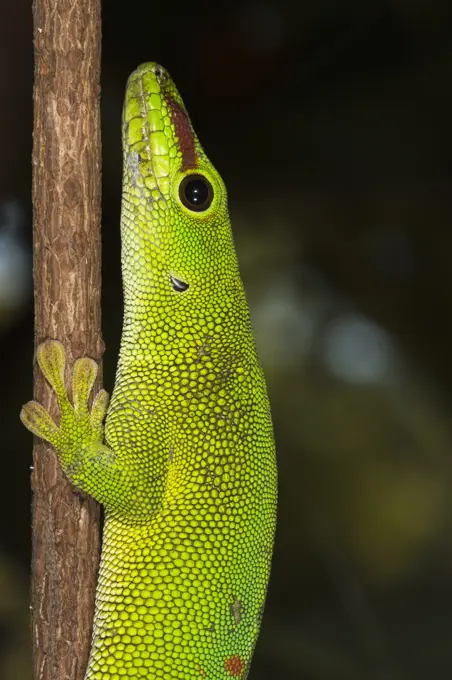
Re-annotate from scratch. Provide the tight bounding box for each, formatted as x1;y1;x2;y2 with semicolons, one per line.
2;1;452;678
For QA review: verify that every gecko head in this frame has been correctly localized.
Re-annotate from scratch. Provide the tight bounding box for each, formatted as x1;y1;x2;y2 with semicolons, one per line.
121;62;242;309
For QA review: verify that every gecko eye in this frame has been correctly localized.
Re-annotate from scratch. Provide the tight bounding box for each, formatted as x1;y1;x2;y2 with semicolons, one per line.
179;175;213;212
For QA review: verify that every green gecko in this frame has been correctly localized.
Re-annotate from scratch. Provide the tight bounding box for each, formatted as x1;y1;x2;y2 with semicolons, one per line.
21;62;277;680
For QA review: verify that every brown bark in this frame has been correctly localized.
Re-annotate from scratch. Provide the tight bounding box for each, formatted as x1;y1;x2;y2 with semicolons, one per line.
31;1;103;679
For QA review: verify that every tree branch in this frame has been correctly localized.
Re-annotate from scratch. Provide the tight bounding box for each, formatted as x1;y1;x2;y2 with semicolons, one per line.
31;1;103;679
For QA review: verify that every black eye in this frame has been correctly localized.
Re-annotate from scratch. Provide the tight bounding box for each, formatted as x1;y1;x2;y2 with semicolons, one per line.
179;174;213;212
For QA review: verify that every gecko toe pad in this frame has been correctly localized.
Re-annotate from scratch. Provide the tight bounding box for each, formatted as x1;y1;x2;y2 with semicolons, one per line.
36;340;66;397
20;400;59;444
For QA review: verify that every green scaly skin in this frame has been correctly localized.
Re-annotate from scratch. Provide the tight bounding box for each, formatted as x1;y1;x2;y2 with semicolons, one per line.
21;63;277;680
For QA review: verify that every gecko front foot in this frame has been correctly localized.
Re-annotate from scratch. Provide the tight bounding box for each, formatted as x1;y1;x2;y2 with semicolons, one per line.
20;340;109;470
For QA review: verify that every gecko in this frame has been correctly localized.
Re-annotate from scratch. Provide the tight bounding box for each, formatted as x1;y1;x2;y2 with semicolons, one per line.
21;62;277;680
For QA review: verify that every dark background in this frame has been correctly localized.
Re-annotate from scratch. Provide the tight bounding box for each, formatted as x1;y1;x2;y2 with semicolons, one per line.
2;1;452;678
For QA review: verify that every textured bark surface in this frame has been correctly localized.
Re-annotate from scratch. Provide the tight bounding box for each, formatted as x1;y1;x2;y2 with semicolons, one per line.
31;1;102;679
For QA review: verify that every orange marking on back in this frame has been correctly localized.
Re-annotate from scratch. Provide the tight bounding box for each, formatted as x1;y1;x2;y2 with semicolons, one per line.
224;654;246;677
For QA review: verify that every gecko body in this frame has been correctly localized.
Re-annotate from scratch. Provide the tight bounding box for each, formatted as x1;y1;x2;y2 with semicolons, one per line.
21;63;277;680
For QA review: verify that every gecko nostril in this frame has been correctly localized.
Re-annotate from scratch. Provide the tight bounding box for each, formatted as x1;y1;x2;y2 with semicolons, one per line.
170;275;189;292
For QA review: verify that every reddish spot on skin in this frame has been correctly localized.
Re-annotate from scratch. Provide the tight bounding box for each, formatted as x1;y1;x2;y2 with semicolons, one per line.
224;655;246;677
166;96;198;170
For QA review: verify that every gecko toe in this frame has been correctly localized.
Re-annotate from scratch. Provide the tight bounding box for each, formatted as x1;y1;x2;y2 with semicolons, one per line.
20;400;60;444
36;340;67;398
72;357;98;415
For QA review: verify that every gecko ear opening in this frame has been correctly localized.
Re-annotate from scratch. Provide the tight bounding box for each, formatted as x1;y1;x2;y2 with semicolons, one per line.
170;275;189;292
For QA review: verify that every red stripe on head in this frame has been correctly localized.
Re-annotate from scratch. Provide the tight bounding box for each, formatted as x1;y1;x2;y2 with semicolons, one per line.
166;96;197;170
